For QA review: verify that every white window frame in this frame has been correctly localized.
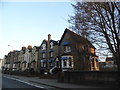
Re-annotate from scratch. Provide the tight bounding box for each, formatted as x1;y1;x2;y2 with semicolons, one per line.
50;42;53;49
42;53;45;58
40;60;44;67
62;56;73;68
42;44;46;50
50;52;53;57
64;46;71;53
43;62;47;67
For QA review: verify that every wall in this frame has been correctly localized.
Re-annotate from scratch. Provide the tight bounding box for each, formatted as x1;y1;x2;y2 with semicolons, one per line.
63;71;119;86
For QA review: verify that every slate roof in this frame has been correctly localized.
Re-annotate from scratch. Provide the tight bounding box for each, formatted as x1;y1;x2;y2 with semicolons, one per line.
59;28;95;49
50;40;58;45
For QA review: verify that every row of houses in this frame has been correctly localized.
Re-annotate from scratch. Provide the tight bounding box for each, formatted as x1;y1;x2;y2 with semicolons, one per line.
2;28;99;74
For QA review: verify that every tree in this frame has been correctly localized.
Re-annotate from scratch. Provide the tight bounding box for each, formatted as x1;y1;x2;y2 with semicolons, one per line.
68;2;120;70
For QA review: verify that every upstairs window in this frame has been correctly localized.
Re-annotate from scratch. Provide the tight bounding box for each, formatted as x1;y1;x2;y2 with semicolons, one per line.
42;53;45;58
64;46;71;53
49;52;53;58
50;42;53;49
42;44;46;50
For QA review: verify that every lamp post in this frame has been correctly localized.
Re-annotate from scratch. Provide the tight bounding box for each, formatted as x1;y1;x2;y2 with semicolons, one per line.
8;45;15;72
8;45;14;51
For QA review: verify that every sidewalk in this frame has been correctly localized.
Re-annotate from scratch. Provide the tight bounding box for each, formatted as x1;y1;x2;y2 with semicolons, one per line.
3;74;111;89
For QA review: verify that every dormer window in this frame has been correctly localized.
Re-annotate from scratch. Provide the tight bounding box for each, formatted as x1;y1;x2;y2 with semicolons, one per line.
42;44;46;50
50;42;53;49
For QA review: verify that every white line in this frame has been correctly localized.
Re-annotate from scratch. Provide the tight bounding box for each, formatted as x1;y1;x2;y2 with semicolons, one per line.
3;76;45;89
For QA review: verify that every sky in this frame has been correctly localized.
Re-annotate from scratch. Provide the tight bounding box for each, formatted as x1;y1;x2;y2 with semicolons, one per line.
0;1;74;59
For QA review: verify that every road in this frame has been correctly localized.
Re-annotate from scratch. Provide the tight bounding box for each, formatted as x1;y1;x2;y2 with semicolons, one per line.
2;76;46;90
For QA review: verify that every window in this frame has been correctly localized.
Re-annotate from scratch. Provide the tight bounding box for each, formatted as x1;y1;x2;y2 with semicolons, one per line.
43;62;47;67
18;63;20;67
69;57;72;67
49;52;53;57
24;63;26;68
42;53;45;58
41;61;43;67
50;62;53;67
64;46;71;52
62;56;73;68
63;60;67;67
42;44;46;50
28;63;30;68
50;42;53;49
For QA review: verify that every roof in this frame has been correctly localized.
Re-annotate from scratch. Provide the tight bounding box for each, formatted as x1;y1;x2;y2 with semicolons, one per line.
40;39;48;47
50;40;58;45
34;46;40;49
40;39;58;47
59;28;95;48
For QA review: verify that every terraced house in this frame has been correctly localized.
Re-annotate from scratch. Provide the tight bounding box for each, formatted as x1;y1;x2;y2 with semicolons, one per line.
3;55;10;71
22;45;32;71
18;47;26;71
3;28;99;73
3;52;12;71
38;34;59;73
3;50;20;71
30;46;40;72
12;50;20;71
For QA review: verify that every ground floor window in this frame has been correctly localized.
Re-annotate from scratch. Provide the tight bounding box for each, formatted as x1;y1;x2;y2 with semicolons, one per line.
49;62;53;67
68;57;72;67
18;63;21;68
24;63;26;68
43;62;47;67
63;60;67;67
40;60;47;68
61;56;73;68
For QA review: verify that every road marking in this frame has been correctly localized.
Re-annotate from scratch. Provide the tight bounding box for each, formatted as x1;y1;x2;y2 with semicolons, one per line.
3;76;45;89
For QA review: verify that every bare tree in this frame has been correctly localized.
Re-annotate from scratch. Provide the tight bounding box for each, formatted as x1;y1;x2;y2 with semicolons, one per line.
69;2;120;70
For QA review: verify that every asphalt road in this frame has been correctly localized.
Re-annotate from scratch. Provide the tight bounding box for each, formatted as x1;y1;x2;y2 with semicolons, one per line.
2;76;46;90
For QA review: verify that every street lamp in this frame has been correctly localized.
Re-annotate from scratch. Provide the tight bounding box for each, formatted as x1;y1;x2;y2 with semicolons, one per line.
8;45;14;51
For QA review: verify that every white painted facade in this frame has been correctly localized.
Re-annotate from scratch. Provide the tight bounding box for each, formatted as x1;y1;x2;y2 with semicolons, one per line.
22;48;32;70
31;46;39;71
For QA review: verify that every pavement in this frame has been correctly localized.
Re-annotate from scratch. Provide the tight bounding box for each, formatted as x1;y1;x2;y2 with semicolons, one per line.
2;74;118;90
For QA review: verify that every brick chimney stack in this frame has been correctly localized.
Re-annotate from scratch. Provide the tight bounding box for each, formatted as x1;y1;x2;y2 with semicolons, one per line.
22;46;26;50
48;34;51;42
27;45;32;49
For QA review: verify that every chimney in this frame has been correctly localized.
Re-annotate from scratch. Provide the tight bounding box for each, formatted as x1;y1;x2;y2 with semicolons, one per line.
27;45;32;49
48;34;51;41
22;46;26;50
